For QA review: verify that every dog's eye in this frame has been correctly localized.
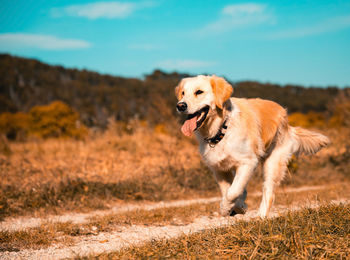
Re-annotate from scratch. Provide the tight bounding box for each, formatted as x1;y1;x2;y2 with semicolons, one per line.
182;91;184;96
195;90;204;96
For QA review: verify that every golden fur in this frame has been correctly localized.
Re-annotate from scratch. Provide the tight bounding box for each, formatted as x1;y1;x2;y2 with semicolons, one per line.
175;75;329;217
210;75;233;109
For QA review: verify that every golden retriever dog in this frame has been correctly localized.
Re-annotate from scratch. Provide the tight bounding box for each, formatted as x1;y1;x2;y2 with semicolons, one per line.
175;75;329;217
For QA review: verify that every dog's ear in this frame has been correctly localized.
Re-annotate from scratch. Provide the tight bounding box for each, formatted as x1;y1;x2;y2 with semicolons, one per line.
210;75;233;109
175;79;184;100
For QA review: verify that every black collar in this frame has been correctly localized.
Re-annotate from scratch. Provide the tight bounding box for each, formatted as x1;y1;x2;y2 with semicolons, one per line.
204;119;228;148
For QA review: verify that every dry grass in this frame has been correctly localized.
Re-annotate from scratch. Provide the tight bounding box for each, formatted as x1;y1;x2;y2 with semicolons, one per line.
1;182;349;251
0;126;218;219
0;227;68;252
1;124;349;219
0;202;219;251
98;203;350;259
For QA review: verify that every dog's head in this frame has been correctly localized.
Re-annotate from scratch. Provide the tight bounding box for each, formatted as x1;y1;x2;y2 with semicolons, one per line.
175;75;233;136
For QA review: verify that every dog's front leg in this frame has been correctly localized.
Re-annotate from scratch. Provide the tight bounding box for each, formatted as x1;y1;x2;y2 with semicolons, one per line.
224;161;257;216
213;170;234;216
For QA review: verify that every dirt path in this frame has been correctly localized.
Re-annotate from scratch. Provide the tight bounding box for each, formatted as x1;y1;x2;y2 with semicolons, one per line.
0;185;326;232
1;198;347;260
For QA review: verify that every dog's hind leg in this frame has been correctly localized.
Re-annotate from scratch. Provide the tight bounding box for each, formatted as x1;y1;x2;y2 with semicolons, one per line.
259;140;294;218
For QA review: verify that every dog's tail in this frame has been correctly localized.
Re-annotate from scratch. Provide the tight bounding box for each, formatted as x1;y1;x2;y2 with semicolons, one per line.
290;127;330;155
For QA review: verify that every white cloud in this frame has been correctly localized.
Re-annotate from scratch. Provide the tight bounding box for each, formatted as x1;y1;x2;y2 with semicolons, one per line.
268;15;350;39
156;59;215;70
51;1;154;19
200;3;273;34
0;33;91;50
222;3;266;16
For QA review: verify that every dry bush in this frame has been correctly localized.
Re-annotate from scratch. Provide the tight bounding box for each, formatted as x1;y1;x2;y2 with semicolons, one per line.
0;101;87;140
328;89;350;128
0;134;12;156
0;112;29;140
288;111;326;129
28;101;87;139
325;128;350;179
288;89;350;130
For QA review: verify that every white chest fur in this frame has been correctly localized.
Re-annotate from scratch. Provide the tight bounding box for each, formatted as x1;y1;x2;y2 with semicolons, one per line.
197;126;254;172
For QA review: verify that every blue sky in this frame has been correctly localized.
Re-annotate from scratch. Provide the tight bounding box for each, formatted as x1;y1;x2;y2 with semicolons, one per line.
1;0;350;87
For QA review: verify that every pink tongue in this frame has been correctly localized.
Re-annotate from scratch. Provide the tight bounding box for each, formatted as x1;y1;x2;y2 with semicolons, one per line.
181;116;198;136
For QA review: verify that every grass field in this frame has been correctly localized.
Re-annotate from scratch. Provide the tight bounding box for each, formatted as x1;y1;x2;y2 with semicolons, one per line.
1;182;349;253
0;126;217;219
1;125;349;219
104;203;350;259
1;124;350;258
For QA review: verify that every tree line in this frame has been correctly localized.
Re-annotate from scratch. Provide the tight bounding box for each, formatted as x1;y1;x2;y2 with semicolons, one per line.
0;54;345;128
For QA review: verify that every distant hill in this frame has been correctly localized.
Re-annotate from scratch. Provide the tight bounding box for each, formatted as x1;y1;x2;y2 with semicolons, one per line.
0;54;342;127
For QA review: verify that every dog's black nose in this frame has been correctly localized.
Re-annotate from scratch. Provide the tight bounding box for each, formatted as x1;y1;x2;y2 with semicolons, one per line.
176;102;187;112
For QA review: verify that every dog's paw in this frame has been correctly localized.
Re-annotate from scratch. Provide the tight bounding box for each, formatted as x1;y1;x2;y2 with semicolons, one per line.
220;200;233;216
220;200;247;216
234;199;248;214
229;204;247;216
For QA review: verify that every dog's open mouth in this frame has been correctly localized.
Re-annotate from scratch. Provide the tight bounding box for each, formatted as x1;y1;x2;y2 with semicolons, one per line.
181;106;210;137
